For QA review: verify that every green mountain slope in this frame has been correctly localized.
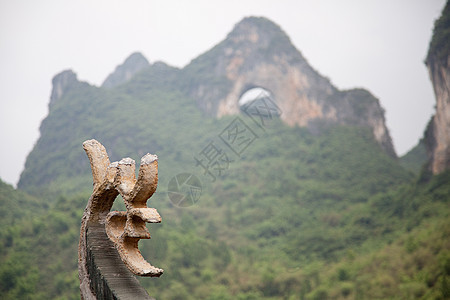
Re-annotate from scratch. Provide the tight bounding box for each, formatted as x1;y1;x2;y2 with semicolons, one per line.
400;138;428;174
0;179;45;227
2;150;449;299
0;187;84;299
18;70;208;196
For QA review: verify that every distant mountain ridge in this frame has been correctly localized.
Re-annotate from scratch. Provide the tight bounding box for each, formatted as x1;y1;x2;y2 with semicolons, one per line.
19;16;397;190
48;17;395;157
102;52;150;88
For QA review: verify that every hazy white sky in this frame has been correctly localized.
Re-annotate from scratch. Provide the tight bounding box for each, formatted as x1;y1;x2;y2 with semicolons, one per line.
0;0;446;186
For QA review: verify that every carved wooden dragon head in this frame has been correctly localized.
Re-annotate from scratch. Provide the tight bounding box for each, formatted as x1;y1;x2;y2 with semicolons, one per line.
79;139;163;286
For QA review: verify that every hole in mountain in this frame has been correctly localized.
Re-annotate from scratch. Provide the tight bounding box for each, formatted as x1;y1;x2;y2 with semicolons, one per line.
238;87;280;118
238;87;272;107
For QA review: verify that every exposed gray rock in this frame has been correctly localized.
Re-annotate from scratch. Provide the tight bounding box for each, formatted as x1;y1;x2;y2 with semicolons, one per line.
102;52;150;88
425;2;450;174
49;69;78;107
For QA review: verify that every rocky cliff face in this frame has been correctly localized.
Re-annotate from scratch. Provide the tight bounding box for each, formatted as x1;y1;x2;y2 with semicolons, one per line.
425;1;450;174
182;17;396;157
49;70;79;107
102;52;150;88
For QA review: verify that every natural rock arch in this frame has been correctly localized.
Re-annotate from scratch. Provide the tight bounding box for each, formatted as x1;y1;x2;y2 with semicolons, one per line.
238;86;273;107
185;16;396;157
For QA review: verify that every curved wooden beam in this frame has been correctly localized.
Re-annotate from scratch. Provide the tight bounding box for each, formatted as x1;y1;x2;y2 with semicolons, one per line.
78;139;163;299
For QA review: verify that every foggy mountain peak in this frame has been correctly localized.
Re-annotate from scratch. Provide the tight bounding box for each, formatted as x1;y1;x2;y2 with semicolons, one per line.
49;69;78;107
227;17;292;46
182;17;395;156
102;52;150;88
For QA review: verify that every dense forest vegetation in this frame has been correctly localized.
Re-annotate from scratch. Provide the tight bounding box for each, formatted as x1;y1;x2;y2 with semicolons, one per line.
1;94;449;299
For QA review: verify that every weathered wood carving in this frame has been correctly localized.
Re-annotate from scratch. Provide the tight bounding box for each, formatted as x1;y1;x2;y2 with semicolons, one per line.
78;139;163;299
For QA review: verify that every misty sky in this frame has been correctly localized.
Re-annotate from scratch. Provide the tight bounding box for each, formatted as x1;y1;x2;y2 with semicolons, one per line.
0;0;446;186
